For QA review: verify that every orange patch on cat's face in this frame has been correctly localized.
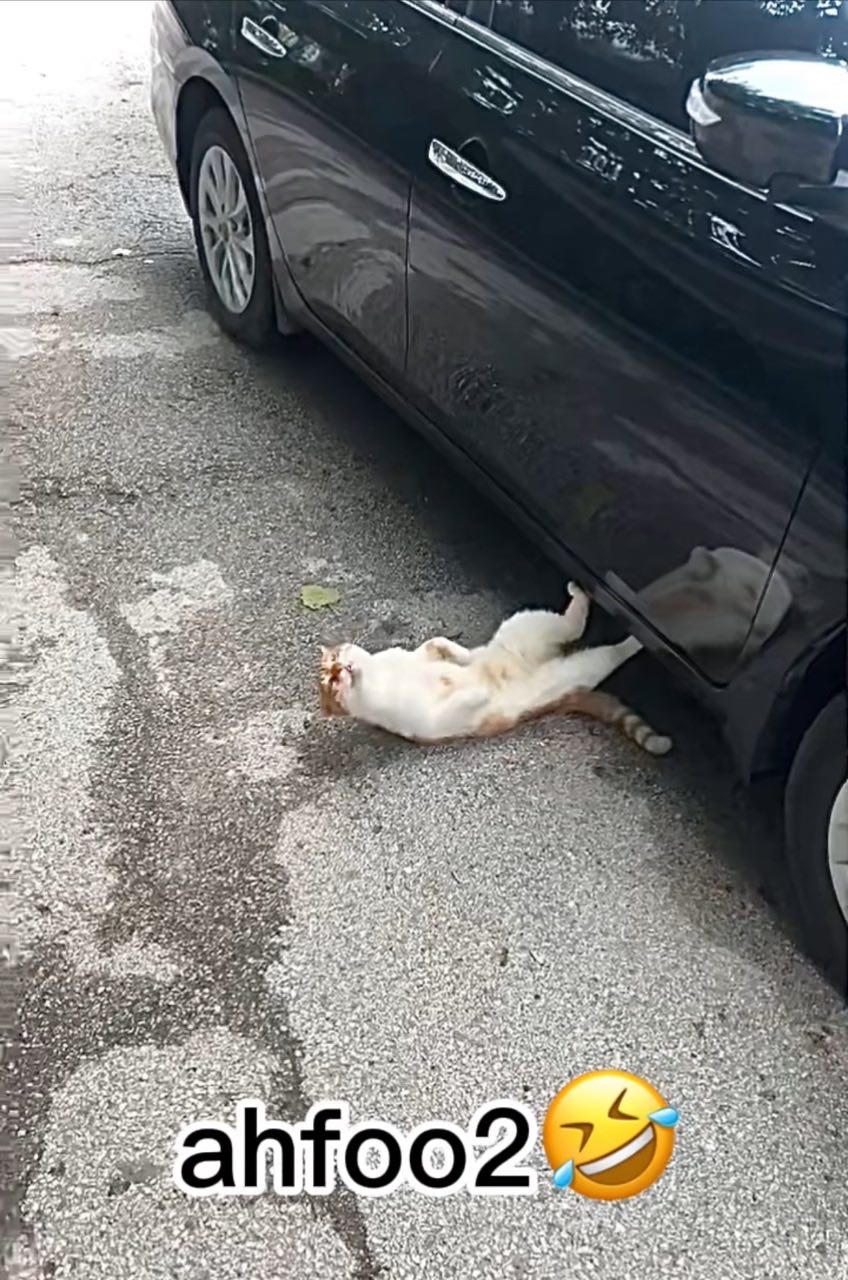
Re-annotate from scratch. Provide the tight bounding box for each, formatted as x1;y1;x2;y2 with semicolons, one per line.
318;646;351;717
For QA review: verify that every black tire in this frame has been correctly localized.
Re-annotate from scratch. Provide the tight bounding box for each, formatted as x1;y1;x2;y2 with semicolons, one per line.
785;694;847;995
188;107;276;348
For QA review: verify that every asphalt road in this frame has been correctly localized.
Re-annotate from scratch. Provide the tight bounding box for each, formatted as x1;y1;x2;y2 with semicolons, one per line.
4;4;848;1279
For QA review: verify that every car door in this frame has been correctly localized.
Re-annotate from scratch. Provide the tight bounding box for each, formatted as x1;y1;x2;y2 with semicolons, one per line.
404;0;847;682
231;0;445;380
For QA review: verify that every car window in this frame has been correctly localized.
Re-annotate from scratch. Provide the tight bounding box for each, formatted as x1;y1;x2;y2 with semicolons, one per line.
489;1;848;131
489;0;691;128
688;0;848;71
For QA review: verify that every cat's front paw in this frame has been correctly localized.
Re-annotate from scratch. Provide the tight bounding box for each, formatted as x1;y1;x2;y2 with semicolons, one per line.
424;637;460;662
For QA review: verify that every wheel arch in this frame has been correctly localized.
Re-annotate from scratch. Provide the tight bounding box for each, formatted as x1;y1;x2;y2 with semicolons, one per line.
175;77;230;207
174;73;302;336
751;626;846;781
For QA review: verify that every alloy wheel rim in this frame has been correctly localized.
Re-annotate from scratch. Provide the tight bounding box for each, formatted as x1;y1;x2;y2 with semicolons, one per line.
828;779;848;927
197;145;255;314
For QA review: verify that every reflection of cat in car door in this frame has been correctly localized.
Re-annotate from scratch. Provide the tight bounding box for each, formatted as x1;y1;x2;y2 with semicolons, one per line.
633;546;793;654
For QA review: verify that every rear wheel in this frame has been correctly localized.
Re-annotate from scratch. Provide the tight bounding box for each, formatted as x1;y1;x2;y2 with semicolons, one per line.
785;694;847;995
188;107;276;348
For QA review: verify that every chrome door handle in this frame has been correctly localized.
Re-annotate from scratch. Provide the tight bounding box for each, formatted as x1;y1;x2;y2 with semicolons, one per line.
427;138;507;202
240;15;287;59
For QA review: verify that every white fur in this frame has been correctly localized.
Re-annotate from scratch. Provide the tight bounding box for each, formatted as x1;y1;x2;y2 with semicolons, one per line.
331;584;642;743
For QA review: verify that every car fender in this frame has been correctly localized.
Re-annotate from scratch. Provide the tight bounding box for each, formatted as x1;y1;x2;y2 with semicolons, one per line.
722;444;846;782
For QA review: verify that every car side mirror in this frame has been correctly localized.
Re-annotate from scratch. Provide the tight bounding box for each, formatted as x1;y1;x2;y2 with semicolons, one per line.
686;51;848;194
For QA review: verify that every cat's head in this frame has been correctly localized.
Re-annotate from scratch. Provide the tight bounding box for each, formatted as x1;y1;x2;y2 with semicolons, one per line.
318;645;355;716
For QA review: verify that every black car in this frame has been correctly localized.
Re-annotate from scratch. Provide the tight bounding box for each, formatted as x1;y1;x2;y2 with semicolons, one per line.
150;0;847;991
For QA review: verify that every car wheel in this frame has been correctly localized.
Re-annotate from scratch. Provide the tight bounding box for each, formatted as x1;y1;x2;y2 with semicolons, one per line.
188;107;276;348
785;694;847;994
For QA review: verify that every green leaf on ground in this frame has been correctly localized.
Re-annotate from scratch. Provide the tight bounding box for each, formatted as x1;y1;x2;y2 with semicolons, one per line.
299;584;341;611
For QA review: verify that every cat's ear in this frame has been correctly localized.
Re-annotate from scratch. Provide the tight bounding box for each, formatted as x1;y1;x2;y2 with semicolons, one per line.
689;547;717;581
319;645;333;662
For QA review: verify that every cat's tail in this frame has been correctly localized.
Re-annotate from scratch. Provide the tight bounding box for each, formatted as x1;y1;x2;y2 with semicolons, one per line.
557;689;672;756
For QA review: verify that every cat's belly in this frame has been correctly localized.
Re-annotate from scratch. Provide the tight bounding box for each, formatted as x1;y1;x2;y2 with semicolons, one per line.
356;666;487;742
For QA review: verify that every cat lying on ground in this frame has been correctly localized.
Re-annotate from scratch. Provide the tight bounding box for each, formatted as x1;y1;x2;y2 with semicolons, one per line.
319;582;671;755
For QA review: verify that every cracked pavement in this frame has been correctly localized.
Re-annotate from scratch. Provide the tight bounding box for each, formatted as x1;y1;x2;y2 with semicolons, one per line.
3;3;848;1279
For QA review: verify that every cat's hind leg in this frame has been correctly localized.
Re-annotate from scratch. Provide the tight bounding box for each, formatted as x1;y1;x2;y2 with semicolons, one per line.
491;585;591;661
561;581;591;640
557;635;642;689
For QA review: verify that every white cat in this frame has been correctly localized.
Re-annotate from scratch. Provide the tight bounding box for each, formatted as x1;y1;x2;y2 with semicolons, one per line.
319;583;671;755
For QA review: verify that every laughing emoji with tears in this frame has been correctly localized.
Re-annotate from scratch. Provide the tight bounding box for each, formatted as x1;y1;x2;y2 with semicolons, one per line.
543;1069;678;1201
